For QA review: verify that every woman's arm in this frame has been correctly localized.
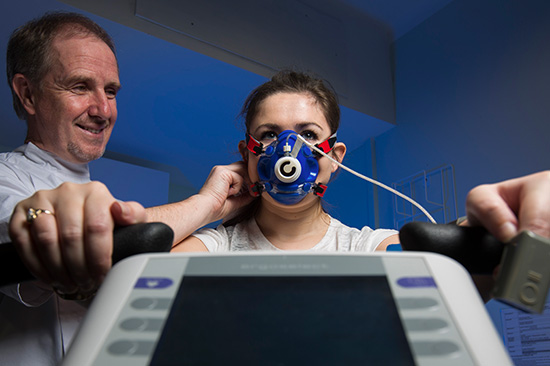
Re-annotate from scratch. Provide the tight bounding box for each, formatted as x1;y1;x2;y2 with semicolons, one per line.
171;236;209;252
146;161;253;246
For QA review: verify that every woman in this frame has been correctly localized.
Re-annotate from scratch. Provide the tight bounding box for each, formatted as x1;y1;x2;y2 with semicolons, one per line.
172;70;399;252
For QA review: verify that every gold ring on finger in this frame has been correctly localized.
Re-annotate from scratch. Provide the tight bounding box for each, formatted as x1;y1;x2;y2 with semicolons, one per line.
26;208;55;223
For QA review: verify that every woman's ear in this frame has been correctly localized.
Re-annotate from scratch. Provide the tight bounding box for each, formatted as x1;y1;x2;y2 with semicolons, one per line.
330;142;346;173
238;140;248;162
12;74;37;116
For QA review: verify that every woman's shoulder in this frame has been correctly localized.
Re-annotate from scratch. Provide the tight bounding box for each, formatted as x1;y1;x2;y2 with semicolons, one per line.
330;216;397;234
328;216;367;235
327;216;398;251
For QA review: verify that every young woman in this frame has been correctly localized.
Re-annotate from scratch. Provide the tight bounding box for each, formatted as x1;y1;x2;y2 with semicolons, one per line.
172;70;399;252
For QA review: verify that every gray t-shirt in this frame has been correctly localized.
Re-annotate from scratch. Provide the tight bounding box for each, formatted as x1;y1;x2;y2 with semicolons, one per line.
194;216;398;252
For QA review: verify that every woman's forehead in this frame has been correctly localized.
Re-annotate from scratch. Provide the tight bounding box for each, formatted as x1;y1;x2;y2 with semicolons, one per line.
251;92;329;130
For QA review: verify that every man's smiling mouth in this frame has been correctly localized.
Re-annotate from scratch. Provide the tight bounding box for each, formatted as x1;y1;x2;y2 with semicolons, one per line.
77;124;107;134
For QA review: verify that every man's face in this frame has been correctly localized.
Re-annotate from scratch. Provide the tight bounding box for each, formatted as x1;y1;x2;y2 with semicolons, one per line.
27;34;120;164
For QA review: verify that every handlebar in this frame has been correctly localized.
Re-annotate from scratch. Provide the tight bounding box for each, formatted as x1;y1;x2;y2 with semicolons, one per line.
0;222;174;287
399;221;504;274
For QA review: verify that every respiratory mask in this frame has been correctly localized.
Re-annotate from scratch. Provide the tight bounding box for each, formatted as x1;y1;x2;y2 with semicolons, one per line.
246;130;337;205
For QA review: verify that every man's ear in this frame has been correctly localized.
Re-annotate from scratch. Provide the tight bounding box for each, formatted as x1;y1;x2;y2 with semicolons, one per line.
330;142;346;173
12;74;37;116
238;140;248;161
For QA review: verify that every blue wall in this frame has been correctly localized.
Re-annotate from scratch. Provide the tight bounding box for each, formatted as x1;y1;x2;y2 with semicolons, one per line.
3;0;549;232
0;0;266;198
375;0;550;229
0;0;391;227
377;3;550;358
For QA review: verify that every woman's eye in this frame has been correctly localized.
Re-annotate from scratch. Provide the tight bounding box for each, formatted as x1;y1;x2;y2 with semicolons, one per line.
260;131;277;141
300;131;318;141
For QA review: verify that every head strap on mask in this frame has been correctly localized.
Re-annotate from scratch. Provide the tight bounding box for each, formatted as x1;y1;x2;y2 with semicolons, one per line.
245;134;263;156
245;132;337;156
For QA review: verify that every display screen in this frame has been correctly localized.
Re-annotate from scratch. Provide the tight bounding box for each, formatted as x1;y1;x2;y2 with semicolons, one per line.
151;276;414;365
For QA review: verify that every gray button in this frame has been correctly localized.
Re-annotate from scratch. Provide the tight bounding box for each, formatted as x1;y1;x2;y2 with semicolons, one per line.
120;317;164;332
396;297;439;310
108;340;155;356
520;283;538;305
403;318;449;332
412;341;460;356
131;297;171;310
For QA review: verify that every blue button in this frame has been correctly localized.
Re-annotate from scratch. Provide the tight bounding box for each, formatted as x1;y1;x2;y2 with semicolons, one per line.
135;277;173;289
397;277;437;288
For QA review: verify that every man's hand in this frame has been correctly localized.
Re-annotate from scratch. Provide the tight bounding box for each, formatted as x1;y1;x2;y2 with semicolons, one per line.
9;181;146;297
466;171;550;302
466;171;550;242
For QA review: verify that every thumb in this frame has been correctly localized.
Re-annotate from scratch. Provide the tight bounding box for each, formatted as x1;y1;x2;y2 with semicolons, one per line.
111;201;147;225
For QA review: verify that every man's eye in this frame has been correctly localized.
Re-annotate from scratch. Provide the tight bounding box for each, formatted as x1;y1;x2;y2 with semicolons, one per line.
72;85;87;93
106;89;118;99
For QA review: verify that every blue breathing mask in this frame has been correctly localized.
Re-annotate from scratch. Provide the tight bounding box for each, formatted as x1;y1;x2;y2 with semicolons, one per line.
246;130;336;205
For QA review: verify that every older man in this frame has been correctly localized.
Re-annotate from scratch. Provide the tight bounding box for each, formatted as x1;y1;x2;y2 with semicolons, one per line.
0;12;254;365
0;12;149;365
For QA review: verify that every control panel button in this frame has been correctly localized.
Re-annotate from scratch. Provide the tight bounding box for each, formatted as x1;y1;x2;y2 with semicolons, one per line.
397;277;437;288
403;318;449;332
131;297;172;310
396;297;439;310
411;341;460;356
120;318;164;332
108;340;155;356
135;277;173;289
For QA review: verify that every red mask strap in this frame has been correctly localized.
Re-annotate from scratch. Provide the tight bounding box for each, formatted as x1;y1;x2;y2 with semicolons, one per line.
249;182;263;196
246;134;263;156
314;133;337;155
313;183;328;197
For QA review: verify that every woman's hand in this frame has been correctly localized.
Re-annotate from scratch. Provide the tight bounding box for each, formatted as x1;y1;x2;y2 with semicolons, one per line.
197;161;255;223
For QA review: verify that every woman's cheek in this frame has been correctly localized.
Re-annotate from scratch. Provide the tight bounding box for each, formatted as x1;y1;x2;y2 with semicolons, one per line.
248;155;260;182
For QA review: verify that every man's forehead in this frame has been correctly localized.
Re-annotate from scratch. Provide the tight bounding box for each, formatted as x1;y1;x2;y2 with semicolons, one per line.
50;34;118;66
45;35;120;86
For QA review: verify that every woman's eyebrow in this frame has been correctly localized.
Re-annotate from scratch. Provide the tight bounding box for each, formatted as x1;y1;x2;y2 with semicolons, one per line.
251;121;324;135
251;123;279;134
294;122;324;130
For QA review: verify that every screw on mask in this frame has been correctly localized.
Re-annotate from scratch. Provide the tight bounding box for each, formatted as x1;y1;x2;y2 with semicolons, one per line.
246;130;332;205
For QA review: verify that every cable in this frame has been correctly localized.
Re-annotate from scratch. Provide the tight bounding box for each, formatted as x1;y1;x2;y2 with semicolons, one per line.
296;135;437;224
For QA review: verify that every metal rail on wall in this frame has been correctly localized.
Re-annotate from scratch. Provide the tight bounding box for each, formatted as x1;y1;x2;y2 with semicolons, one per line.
392;165;458;229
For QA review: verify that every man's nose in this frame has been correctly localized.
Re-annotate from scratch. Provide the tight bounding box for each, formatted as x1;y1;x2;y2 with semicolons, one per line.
88;91;113;120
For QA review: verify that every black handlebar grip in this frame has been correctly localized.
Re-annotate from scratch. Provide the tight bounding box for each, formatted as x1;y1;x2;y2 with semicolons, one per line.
399;221;505;274
0;222;174;287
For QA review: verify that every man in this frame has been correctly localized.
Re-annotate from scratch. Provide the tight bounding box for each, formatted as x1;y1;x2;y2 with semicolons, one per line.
0;12;148;365
0;12;251;365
